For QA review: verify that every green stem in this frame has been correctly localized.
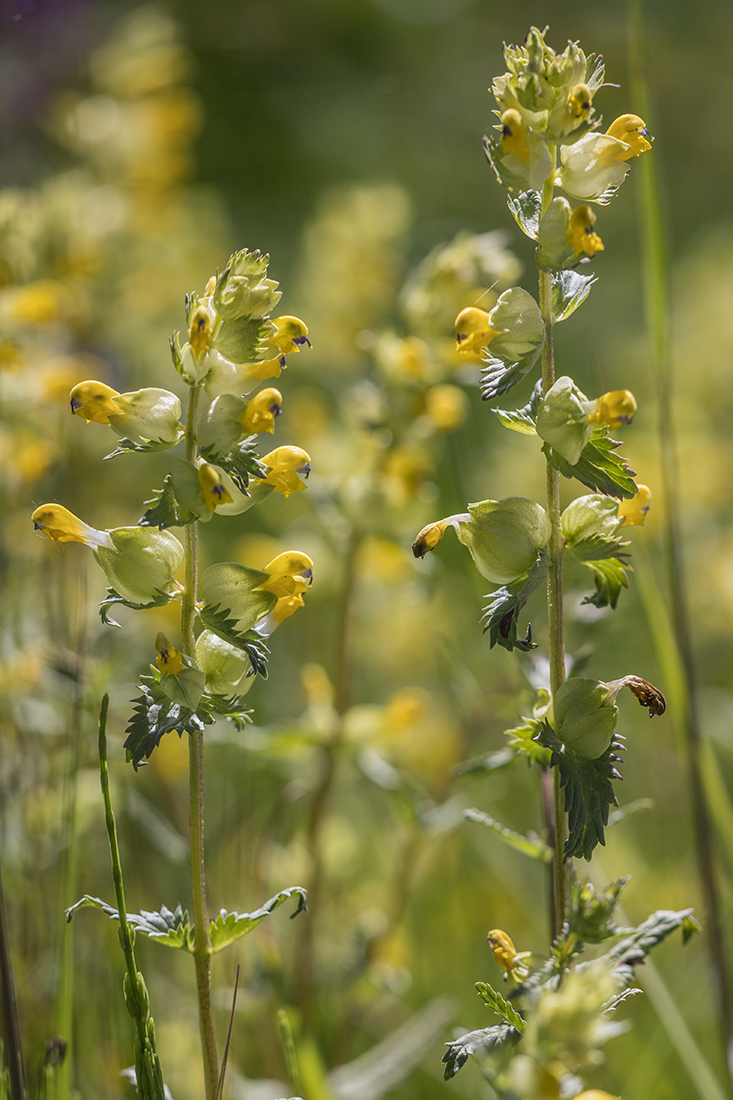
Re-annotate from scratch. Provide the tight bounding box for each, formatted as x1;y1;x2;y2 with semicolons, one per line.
539;157;568;938
627;3;733;1087
182;385;219;1100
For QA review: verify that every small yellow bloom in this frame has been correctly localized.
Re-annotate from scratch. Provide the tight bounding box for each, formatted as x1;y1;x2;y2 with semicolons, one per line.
412;518;451;558
268;592;305;626
31;504;112;549
198;464;234;511
155;632;182;676
500;108;529;163
617;484;651;527
239;388;283;435
8;280;69;325
257;550;314;597
424;384;468;431
567;83;592;122
587;389;637;430
270;316;311;355
605;113;653;161
568;204;604;257
242;356;285;383
69;380;122;424
454;307;499;355
260;446;312;496
189;304;213;362
487;929;531;983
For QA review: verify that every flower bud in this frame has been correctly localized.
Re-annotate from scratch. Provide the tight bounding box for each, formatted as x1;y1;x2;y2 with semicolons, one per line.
238;388;283;435
260;446;311;496
212;248;282;320
197;463;234;511
487;929;520;971
617;485;651;527
155;633;182;676
412;518;452;558
561;495;622;544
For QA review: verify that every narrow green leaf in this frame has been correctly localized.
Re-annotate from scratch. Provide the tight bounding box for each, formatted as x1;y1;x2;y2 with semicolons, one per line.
543;427;638;499
464;807;552;862
475;982;526;1031
210;887;307;953
455;746;518;776
104;435;182;460
551;270;597;323
608;908;697;977
99;587;176;628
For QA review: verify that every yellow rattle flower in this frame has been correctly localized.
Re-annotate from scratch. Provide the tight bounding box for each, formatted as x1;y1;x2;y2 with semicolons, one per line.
70;381;122;424
260;446;312;496
198;464;234;511
605;114;653;161
587;389;637;430
257;551;314;598
239;388;283;435
454;306;499;355
500;108;529;163
155;633;182;676
568;205;604;258
617;485;651;527
487;929;531;984
32;504;112;548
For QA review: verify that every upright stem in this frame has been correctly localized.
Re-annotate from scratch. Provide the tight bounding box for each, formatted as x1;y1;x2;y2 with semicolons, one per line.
182;386;219;1100
628;2;733;1086
539;159;568;938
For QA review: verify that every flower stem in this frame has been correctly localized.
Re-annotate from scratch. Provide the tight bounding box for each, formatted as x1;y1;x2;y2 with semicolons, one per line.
182;386;219;1100
539;158;568;938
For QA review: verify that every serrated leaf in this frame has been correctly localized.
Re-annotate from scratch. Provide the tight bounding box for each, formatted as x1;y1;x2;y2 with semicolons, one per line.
581;557;631;609
548;734;624;861
66;896;193;950
138;474;198;529
104;435;181;461
442;1024;521;1080
210;887;307;952
464;808;552;862
481;550;547;651
475;982;526;1031
202;692;253;731
99;587;176;628
604;988;642;1013
124;671;211;770
483;133;529;193
551;270;597;323
505;717;552;766
608;908;697;979
543;427;638;499
197;605;270;677
493;379;542;435
506;190;542;239
480;344;544;402
214;438;268;494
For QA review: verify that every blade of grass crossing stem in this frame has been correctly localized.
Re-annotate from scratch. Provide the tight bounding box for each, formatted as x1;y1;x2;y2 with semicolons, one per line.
215;967;240;1100
627;0;733;1088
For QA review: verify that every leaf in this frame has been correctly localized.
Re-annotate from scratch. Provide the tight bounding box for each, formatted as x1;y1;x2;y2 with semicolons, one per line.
99;587;176;629
204;693;253;731
543;427;638;499
540;728;624;861
214;315;273;365
483;133;529;193
504;716;552;766
583;558;631;609
464;808;552;862
206;438;267;494
66;896;193;950
138;475;198;529
551;270;597;323
475;982;526;1031
123;671;211;770
480;344;544;402
197;604;270;678
506;190;542;239
210;887;307;952
607;908;697;979
607;798;655;828
104;436;180;460
481;551;548;651
493;379;543;435
604;988;642;1013
442;1024;521;1080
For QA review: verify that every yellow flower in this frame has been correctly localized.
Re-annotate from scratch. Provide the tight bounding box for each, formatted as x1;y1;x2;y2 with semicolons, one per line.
587;389;637;430
487;929;531;982
575;1093;620;1100
70;380;122;424
269;316;311;355
424;384;468;431
268;591;306;627
239;388;283;435
8;280;69;324
568;205;604;257
454;306;499;355
155;632;182;676
567;83;593;122
260;446;312;496
198;464;234;511
189;303;214;362
617;484;651;527
257;551;314;598
412;518;451;558
500;108;529;163
31;504;112;549
242;356;286;383
605;114;653;161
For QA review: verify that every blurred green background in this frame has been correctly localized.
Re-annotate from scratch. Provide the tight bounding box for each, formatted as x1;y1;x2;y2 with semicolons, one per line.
2;1;733;1099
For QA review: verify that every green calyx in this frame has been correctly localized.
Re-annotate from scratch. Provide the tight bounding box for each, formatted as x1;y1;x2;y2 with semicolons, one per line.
553;678;618;760
536;376;593;465
458;497;551;585
93;528;184;605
